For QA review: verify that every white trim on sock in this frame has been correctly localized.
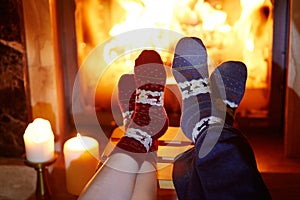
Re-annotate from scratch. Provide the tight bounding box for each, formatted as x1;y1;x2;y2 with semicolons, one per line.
178;78;210;99
192;116;223;143
122;110;134;119
126;128;152;151
122;111;134;126
223;99;238;108
136;89;164;106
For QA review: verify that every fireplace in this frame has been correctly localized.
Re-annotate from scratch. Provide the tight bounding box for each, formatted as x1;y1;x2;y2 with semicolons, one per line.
66;1;285;121
73;0;274;113
20;0;290;151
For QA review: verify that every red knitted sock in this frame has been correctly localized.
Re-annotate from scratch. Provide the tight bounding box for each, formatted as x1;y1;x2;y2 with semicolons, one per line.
117;74;136;129
116;50;169;166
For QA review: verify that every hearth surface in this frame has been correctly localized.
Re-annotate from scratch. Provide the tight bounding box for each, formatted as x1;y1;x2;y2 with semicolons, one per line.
1;127;300;200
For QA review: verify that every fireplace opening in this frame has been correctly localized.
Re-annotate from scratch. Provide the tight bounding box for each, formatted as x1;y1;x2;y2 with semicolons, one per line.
72;0;274;127
49;0;288;141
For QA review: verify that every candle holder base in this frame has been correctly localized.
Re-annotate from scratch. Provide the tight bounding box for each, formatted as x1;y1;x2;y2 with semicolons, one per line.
24;153;58;200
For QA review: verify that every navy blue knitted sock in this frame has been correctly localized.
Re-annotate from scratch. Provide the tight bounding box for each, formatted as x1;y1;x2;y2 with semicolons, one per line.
194;61;248;158
210;61;247;126
172;37;212;143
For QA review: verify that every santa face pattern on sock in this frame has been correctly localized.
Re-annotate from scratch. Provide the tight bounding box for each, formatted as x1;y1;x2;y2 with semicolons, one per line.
172;37;214;143
117;50;169;154
210;61;247;126
117;74;136;128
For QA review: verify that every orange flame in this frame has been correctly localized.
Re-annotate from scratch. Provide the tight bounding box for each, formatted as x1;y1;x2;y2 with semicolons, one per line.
75;0;273;109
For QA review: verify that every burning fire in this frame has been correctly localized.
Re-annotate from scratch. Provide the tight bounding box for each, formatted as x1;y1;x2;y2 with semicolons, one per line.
75;0;273;109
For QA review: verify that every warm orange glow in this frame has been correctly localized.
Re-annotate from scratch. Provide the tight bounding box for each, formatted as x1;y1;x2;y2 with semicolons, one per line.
75;0;273;110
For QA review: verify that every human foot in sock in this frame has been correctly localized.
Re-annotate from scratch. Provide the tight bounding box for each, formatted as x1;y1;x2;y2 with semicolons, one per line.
116;50;169;156
172;37;216;143
210;61;247;126
193;61;247;158
117;74;136;129
117;73;160;154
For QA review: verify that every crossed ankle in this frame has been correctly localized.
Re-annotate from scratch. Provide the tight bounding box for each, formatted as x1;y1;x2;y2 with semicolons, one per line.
116;136;148;153
117;119;168;153
125;128;152;151
113;139;147;168
114;131;153;168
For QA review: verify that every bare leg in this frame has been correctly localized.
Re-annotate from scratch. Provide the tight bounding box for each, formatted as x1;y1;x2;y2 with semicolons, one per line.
80;50;168;200
79;153;139;200
131;161;157;200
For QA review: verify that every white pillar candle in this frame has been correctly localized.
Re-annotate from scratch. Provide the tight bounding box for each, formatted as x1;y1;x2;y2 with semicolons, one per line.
23;118;55;163
63;134;99;196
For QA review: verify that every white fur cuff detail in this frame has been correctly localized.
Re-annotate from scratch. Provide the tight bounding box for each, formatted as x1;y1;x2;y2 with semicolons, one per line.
178;78;210;99
192;116;223;143
126;128;152;151
136;89;163;106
